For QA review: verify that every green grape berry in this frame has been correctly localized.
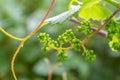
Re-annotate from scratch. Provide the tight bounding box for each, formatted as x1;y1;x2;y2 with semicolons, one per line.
42;43;49;51
37;33;51;42
105;20;120;40
64;29;75;39
82;50;96;61
85;29;93;35
58;29;75;44
82;21;91;27
112;42;120;52
38;33;59;51
72;38;81;51
58;35;68;44
49;40;58;47
76;26;85;32
76;21;92;35
57;49;68;61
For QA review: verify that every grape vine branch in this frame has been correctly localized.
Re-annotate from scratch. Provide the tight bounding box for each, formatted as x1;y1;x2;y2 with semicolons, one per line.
11;0;55;80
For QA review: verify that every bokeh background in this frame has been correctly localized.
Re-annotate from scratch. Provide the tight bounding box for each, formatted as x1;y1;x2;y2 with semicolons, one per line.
0;0;120;80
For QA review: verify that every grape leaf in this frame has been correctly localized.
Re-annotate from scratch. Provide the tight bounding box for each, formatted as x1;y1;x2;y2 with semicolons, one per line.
79;4;111;20
82;0;101;8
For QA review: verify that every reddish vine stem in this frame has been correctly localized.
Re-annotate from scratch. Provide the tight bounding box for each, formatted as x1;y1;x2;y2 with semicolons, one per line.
24;0;55;41
80;9;120;46
48;62;62;80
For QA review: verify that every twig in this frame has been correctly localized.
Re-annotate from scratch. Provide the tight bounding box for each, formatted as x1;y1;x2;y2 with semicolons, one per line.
11;41;24;80
70;17;81;25
0;27;23;41
24;0;55;41
89;27;108;37
11;0;55;80
48;62;62;80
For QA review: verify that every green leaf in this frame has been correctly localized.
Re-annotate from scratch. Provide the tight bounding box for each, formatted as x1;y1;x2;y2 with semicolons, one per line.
79;4;111;20
82;0;101;8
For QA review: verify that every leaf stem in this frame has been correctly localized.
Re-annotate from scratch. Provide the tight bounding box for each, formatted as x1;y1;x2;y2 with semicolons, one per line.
49;45;72;51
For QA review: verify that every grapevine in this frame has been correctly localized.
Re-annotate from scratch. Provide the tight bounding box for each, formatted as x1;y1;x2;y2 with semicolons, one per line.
0;0;120;80
38;0;120;62
37;29;82;61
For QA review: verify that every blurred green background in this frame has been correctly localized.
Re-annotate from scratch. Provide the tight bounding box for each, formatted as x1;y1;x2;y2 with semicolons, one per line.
0;0;120;80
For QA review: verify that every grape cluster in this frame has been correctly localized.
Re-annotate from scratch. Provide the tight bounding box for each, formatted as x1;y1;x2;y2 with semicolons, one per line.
37;29;96;61
37;33;58;51
38;29;82;61
82;50;96;62
57;49;68;61
58;29;75;45
76;21;92;35
72;38;81;51
105;20;120;52
58;29;81;51
112;42;120;52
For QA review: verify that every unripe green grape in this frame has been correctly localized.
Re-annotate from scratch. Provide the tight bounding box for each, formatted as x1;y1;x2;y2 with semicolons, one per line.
76;26;85;32
58;35;67;44
37;33;51;42
57;49;68;61
84;29;93;35
64;29;75;39
49;40;58;47
38;33;59;51
82;50;96;61
58;29;76;44
82;21;91;27
72;38;81;51
111;42;120;52
76;21;92;35
42;43;49;51
105;20;120;40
